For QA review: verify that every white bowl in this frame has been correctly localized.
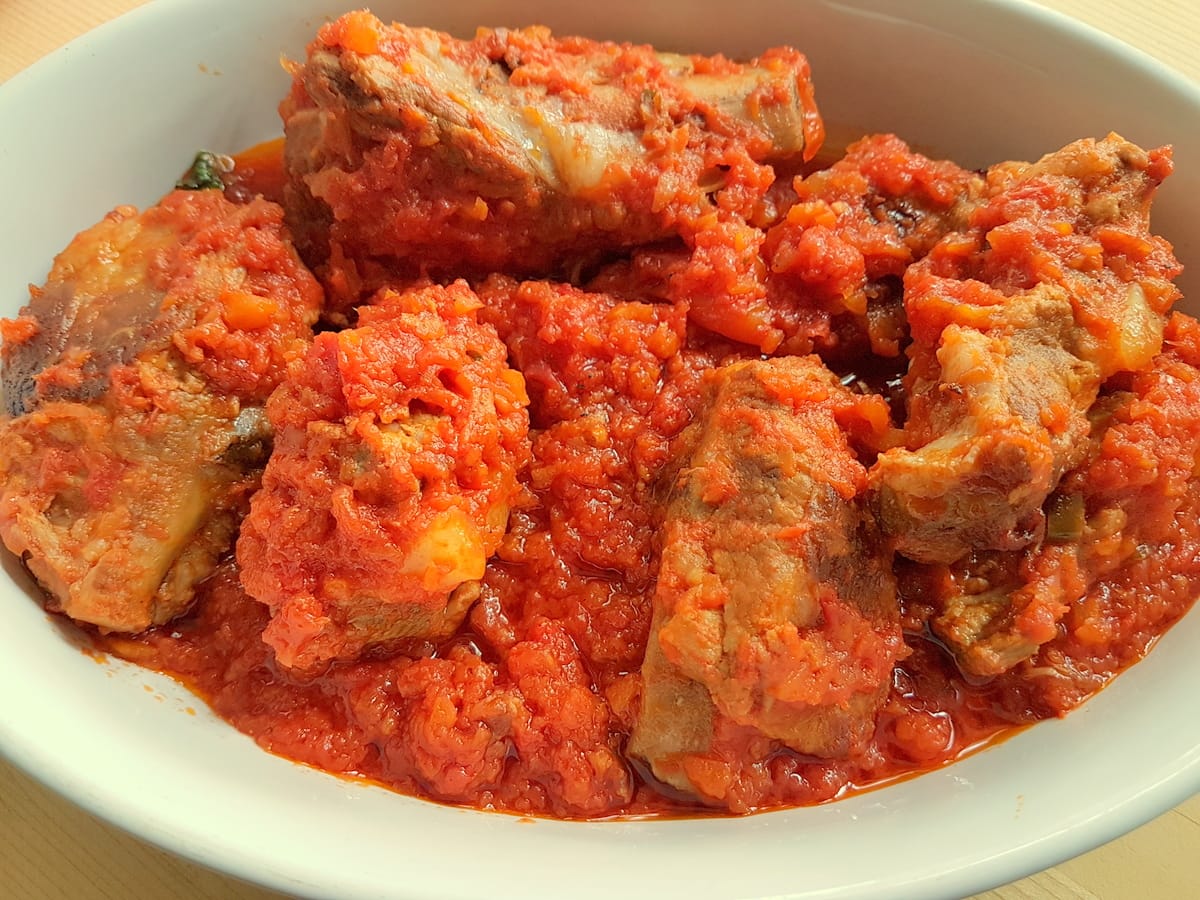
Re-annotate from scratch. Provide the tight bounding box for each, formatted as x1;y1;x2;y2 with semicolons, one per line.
1;1;1198;898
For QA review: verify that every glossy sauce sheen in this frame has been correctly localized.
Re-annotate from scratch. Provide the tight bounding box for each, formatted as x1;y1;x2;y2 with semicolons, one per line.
98;135;1200;819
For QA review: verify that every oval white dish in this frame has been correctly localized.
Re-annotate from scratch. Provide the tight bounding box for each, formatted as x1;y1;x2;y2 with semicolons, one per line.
0;2;1198;898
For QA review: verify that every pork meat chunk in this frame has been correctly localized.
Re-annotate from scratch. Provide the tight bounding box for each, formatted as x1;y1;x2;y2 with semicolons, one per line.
872;134;1180;564
629;357;902;804
924;315;1200;676
0;190;322;631
281;12;822;311
236;282;530;670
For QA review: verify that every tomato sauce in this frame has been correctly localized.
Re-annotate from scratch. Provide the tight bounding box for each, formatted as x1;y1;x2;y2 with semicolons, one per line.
90;132;1200;818
222;138;289;206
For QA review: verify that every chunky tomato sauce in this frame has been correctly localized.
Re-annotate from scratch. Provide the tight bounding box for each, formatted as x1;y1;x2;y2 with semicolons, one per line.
85;137;1200;817
68;30;1200;825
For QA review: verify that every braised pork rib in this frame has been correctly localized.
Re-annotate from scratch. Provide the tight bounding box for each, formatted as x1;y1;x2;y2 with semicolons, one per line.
0;190;322;631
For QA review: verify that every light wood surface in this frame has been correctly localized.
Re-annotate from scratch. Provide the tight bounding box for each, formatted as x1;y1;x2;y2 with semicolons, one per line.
1;1;1197;897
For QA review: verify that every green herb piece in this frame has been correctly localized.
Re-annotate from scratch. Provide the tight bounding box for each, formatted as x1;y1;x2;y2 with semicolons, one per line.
1045;492;1085;542
176;151;232;191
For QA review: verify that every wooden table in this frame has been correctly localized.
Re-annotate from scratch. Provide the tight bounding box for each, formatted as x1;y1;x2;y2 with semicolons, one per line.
1;1;1198;897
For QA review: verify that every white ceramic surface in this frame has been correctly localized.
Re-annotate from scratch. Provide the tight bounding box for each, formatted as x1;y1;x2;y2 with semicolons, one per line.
1;1;1198;898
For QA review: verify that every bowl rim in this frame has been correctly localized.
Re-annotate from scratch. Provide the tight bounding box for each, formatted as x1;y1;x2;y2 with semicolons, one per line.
1;2;1199;899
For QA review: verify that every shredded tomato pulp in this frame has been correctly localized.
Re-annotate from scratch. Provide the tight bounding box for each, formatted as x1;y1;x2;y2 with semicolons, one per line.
100;136;1200;819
